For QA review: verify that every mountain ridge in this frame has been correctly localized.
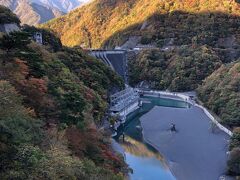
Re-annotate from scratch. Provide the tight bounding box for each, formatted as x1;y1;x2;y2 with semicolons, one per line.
31;0;90;13
0;0;64;25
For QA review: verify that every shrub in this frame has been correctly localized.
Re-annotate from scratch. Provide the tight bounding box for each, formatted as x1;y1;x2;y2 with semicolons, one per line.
228;148;240;175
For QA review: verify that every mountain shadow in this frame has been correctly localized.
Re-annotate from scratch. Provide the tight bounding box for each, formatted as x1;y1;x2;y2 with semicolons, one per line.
101;10;240;57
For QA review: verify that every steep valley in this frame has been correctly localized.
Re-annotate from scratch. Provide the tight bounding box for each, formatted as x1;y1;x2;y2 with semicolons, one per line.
0;0;240;179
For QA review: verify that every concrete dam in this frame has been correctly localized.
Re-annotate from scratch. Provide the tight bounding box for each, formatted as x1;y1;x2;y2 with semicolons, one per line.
89;50;127;82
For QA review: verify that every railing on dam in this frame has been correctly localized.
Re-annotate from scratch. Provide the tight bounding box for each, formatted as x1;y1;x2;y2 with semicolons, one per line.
89;49;126;53
137;89;195;105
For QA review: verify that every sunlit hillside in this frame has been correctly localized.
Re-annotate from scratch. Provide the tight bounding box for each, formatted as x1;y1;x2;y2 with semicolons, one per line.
42;0;240;48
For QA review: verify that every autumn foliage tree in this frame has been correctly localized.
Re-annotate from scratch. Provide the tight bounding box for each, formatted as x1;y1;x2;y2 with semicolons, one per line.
0;31;31;65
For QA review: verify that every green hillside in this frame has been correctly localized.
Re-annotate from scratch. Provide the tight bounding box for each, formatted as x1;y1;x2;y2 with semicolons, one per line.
0;5;20;24
197;61;240;128
129;45;222;91
0;8;125;179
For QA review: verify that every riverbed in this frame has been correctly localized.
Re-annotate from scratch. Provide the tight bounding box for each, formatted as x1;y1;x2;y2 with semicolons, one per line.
114;96;230;180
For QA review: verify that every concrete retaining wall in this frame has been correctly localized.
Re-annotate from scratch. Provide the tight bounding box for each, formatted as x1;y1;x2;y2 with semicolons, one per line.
195;104;233;136
139;90;195;105
118;101;140;117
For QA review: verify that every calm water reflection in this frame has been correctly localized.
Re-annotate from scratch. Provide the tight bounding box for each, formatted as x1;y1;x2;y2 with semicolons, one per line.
120;136;175;180
115;97;189;180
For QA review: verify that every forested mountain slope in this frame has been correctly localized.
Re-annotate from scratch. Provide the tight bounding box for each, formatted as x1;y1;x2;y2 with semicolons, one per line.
0;7;126;179
42;0;240;48
198;61;240;128
129;46;222;91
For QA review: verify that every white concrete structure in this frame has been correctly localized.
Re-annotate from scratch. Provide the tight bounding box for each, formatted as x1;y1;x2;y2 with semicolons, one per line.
33;32;43;44
110;88;140;131
195;104;233;136
89;50;127;82
110;88;139;113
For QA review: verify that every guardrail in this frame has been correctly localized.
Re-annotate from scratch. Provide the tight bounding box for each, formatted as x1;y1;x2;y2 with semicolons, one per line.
90;50;126;53
138;89;195;105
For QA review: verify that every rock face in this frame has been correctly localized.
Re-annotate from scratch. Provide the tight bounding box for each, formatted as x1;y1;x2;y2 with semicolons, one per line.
0;0;64;25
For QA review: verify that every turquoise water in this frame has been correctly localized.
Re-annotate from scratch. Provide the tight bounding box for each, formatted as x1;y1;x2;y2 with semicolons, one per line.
116;96;189;180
